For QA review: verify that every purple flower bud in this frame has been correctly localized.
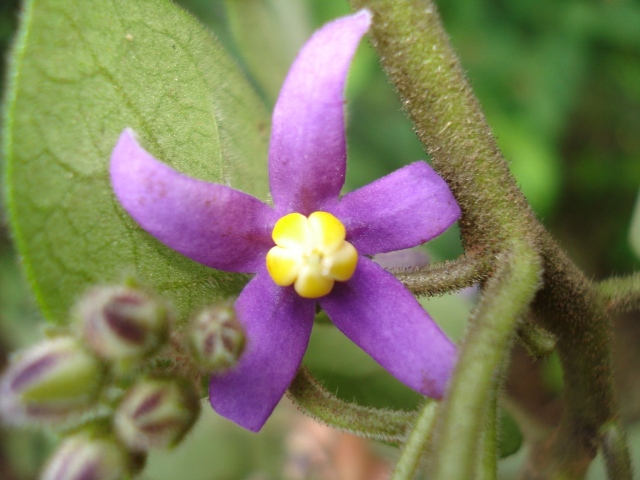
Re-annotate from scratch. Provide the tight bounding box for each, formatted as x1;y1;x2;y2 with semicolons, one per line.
77;286;170;361
0;337;105;426
114;376;200;451
187;302;245;373
40;433;133;480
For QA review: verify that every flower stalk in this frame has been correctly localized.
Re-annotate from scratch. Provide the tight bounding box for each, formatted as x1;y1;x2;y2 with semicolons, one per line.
287;367;415;444
598;273;640;315
392;253;492;297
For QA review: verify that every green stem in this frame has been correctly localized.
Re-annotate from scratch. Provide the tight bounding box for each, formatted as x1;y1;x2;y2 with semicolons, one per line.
427;242;541;479
390;401;438;480
392;253;492;297
287;367;415;444
475;386;498;480
598;273;640;314
516;313;556;358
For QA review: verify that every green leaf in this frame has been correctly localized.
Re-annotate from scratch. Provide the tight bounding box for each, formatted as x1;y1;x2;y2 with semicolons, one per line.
3;0;270;324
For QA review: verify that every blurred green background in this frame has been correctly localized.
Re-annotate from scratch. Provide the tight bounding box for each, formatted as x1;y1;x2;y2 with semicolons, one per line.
1;0;639;478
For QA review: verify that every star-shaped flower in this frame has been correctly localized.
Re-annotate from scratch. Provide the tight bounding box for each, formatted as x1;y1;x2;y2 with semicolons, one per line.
110;10;460;432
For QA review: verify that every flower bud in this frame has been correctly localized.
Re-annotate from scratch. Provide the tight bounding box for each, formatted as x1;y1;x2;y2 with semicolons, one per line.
114;376;200;451
187;302;245;372
40;433;135;480
77;286;169;361
0;337;104;425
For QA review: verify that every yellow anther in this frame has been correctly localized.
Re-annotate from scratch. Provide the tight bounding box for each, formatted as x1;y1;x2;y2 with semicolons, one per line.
266;212;358;299
266;246;300;286
271;212;309;249
308;211;346;252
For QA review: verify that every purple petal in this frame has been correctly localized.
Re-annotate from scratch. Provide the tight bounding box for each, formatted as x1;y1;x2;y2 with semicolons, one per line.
329;162;460;255
320;257;457;398
269;10;372;215
209;268;315;431
111;129;277;273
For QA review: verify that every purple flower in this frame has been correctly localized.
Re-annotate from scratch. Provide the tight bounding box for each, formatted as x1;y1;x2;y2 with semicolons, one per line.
110;10;460;432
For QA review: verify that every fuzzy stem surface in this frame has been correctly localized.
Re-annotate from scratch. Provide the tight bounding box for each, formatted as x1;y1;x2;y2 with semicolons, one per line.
287;367;415;444
390;400;438;480
475;386;499;480
393;253;492;297
598;273;640;315
426;243;541;479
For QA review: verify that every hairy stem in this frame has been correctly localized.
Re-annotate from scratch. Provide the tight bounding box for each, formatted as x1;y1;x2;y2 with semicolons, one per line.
392;253;492;297
598;273;640;315
516;314;556;358
426;242;541;479
390;401;438;480
475;386;499;480
287;367;415;444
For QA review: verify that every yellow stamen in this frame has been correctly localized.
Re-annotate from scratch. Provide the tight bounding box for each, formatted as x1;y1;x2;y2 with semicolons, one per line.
266;212;358;298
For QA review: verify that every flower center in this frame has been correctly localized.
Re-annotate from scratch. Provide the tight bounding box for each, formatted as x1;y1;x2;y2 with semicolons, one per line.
266;212;358;299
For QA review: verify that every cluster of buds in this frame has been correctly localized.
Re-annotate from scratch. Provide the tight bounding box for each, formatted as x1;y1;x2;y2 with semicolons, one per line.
0;283;240;479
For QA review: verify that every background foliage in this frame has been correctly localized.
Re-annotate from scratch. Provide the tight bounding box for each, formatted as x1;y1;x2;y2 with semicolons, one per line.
0;0;639;478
